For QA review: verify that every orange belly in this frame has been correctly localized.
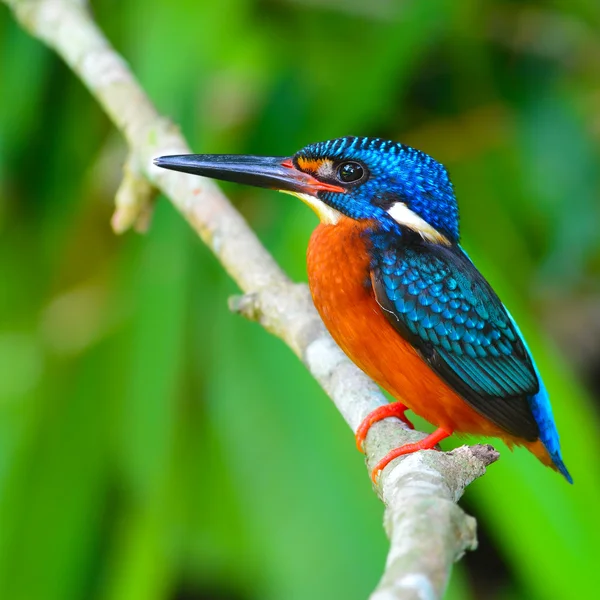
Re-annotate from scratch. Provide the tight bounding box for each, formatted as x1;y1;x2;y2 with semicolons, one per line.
307;218;552;466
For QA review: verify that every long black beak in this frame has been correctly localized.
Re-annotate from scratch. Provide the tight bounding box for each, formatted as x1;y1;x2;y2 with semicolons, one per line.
153;154;344;195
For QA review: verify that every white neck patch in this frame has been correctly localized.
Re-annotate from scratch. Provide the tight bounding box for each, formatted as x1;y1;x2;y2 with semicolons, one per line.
282;191;342;225
387;202;450;245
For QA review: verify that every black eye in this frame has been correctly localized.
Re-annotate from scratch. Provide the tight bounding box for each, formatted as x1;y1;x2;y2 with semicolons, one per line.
337;161;364;183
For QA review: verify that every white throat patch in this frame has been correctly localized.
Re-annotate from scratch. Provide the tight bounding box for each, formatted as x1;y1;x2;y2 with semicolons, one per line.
282;191;342;225
387;202;450;245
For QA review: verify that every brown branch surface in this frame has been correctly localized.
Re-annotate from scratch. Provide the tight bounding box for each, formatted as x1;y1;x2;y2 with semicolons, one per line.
3;1;499;597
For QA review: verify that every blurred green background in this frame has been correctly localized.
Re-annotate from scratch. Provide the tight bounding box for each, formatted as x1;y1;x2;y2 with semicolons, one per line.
1;1;600;599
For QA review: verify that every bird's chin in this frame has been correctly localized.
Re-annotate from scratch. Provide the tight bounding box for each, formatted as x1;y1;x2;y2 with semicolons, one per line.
281;190;343;225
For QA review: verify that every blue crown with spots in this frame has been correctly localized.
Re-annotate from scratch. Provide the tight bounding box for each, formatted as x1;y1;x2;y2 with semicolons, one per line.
295;136;460;242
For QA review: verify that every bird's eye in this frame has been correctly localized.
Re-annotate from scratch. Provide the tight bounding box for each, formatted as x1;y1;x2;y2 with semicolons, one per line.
337;161;364;183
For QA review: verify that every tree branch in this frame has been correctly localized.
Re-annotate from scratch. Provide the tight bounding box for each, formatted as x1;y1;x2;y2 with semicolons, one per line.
3;1;499;597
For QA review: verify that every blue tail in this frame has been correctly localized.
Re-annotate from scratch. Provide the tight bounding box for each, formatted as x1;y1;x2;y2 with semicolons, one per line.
529;379;573;483
506;310;573;483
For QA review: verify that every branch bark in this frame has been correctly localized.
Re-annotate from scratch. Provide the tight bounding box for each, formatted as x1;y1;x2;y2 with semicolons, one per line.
3;1;499;597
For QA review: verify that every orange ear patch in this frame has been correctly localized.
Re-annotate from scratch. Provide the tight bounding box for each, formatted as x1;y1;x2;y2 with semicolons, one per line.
296;157;323;172
297;157;335;179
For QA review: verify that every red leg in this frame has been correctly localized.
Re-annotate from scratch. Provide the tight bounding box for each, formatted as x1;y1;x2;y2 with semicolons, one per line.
355;402;414;452
370;428;452;483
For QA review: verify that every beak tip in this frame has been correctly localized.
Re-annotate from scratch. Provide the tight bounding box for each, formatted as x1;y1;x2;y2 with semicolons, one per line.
153;156;183;172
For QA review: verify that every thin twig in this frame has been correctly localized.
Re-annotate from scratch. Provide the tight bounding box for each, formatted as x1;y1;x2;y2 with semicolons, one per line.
112;153;157;233
3;1;499;597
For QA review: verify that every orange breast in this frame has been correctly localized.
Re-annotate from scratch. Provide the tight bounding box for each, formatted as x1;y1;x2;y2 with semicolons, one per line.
307;217;552;465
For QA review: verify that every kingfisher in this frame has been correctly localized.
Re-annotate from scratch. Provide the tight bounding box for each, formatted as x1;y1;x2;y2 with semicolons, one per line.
154;136;572;484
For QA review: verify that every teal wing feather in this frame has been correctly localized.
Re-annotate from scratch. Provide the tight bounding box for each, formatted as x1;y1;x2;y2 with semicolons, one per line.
371;240;540;440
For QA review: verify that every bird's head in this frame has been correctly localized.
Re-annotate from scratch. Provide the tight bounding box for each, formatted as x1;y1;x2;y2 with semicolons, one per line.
155;136;459;245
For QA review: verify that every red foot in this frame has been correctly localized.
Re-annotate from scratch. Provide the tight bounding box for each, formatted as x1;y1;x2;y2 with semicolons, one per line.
370;428;452;483
355;402;414;452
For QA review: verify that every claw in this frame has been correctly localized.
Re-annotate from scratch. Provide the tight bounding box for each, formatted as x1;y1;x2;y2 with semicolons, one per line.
355;402;413;452
370;428;452;483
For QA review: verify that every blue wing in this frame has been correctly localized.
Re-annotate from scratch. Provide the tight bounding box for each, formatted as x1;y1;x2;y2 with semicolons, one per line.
371;241;540;440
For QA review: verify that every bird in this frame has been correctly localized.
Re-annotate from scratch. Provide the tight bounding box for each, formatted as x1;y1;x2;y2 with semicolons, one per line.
154;136;572;484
